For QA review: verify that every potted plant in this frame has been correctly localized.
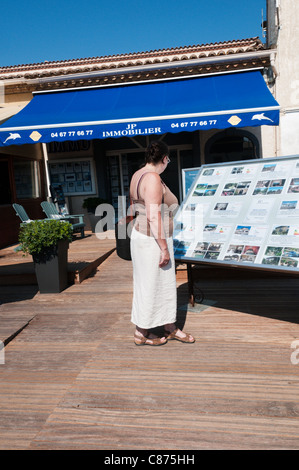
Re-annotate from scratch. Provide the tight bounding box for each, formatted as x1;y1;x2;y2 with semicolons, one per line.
82;197;108;233
18;219;73;293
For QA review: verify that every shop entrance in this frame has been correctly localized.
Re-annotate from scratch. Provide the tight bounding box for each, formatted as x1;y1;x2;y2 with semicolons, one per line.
0;160;12;204
107;146;193;219
205;129;260;164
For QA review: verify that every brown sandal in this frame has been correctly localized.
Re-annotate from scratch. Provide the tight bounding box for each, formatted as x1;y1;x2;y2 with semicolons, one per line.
165;328;195;343
134;334;167;346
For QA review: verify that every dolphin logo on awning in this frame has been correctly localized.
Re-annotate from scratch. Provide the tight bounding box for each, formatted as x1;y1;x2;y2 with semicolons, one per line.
251;113;274;123
3;132;21;144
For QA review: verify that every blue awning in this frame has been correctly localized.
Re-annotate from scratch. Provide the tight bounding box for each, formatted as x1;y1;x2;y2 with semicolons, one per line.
0;70;279;147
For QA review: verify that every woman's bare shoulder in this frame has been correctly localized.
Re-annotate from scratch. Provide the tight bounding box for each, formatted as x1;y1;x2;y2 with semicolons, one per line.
142;172;161;183
131;170;159;196
138;172;162;199
132;170;161;187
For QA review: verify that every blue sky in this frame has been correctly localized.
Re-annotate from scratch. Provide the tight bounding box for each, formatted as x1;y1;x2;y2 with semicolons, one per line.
0;0;266;67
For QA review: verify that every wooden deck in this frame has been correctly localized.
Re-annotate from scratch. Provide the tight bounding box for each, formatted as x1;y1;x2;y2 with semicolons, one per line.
0;235;299;450
0;231;116;286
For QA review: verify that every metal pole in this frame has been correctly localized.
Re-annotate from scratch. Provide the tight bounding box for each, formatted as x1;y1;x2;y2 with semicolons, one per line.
42;143;51;199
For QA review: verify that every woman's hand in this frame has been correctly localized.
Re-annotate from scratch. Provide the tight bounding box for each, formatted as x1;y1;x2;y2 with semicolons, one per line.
159;248;170;268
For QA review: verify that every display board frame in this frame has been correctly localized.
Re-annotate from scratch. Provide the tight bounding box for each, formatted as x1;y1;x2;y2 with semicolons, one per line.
174;154;299;274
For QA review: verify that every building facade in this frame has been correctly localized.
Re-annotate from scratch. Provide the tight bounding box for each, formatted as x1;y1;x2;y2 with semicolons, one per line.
262;0;299;158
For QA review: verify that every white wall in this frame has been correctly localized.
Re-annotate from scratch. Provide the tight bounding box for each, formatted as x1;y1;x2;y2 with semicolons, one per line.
280;111;299;156
268;0;299;157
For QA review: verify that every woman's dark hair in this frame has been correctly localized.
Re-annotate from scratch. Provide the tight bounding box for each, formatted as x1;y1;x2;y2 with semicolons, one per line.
145;140;169;165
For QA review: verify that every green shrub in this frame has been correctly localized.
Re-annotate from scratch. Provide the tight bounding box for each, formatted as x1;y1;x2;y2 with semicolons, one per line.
18;219;73;257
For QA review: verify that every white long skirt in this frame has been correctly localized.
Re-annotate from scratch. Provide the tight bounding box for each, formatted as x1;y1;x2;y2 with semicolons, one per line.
130;227;177;329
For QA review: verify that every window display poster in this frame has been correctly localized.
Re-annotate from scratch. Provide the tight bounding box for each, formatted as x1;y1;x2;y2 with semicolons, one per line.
48;158;95;195
174;155;299;273
182;168;199;198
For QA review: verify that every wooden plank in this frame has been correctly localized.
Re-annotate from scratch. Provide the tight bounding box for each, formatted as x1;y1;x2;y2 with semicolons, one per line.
0;249;299;449
0;232;116;285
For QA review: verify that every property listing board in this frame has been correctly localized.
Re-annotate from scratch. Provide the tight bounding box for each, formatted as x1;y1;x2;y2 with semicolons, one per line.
173;155;299;273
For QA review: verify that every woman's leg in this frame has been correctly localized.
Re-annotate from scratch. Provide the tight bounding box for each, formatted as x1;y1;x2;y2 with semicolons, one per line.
134;326;167;345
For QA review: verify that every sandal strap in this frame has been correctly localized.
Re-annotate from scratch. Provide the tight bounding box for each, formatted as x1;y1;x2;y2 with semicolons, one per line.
165;328;178;339
165;328;195;343
134;334;167;346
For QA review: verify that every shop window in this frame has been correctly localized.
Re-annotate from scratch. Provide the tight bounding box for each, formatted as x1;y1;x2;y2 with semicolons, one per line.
0;161;12;204
122;152;145;190
108;153;145;218
161;150;179;199
180;149;193;170
13;159;40;199
48;158;96;196
205;130;259;164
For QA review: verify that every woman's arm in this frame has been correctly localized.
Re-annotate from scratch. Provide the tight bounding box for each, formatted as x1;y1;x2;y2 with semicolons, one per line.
141;173;170;267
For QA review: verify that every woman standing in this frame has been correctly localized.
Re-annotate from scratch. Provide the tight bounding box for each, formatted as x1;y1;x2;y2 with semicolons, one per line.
130;141;195;346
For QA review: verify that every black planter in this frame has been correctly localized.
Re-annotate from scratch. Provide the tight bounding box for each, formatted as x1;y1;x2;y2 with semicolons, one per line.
87;212;107;233
33;240;69;293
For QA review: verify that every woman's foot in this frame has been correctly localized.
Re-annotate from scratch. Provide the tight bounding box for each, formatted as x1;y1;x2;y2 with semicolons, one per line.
164;324;195;343
134;328;167;346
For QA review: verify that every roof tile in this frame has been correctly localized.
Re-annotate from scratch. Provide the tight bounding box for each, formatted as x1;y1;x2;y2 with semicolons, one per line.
0;37;263;74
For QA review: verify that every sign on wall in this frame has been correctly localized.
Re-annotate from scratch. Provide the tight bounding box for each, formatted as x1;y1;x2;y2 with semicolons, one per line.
173;155;299;273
